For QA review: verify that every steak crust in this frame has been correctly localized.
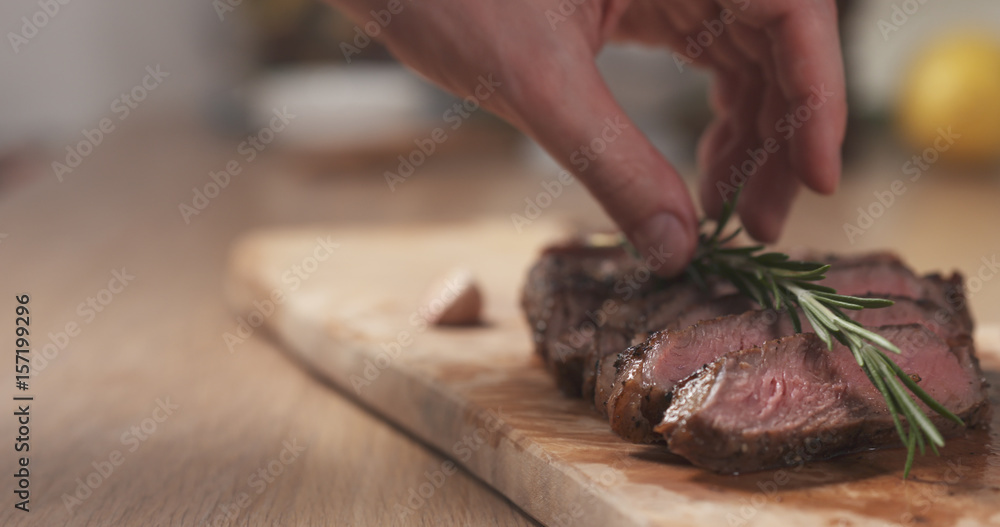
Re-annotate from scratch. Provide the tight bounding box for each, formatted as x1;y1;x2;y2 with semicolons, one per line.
522;245;973;401
522;242;988;471
656;327;989;473
521;241;713;397
603;293;976;444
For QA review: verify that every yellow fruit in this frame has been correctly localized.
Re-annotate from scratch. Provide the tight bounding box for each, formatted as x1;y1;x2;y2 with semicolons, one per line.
897;33;1000;162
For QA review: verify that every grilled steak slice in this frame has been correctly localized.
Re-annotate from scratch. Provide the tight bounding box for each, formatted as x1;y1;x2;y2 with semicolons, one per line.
521;243;629;365
667;293;969;339
921;273;974;333
787;252;971;326
520;242;638;396
591;295;760;419
851;294;972;341
664;294;757;332
667;270;972;335
820;254;948;307
522;242;985;471
656;326;989;473
592;353;620;418
603;293;975;443
606;310;795;443
521;241;714;396
522;242;972;402
576;281;713;399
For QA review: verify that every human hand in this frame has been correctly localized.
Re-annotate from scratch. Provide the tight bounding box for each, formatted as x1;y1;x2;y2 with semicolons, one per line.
330;0;846;276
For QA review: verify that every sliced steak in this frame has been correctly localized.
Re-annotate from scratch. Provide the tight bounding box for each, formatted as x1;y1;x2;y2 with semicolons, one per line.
602;294;974;443
656;326;989;473
522;242;972;403
520;242;640;396
664;294;757;332
850;294;972;341
922;272;974;333
819;253;946;306
521;242;631;365
577;281;713;399
592;353;620;418
796;252;971;328
522;242;985;471
606;310;794;443
667;287;970;339
521;241;715;397
522;247;888;399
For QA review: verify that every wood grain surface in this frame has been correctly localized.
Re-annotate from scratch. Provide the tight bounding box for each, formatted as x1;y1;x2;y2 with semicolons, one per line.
0;119;540;527
225;221;1000;527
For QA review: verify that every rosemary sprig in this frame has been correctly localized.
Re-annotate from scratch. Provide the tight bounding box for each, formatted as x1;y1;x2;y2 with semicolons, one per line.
680;188;961;477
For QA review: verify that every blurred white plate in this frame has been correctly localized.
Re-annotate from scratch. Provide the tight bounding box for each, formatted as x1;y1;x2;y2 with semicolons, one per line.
246;64;438;154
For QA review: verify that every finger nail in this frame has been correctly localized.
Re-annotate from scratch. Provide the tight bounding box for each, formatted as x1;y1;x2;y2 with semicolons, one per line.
631;213;693;278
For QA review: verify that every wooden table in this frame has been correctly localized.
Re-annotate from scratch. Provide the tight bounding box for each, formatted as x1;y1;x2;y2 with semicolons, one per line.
1;114;998;526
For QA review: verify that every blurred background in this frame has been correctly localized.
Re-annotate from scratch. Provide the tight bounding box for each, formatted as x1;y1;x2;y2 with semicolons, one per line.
5;0;1000;165
2;1;1000;204
2;1;1000;524
3;0;1000;317
2;1;1000;346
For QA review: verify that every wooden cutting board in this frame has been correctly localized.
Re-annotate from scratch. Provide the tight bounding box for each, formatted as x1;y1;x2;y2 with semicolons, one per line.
223;221;1000;527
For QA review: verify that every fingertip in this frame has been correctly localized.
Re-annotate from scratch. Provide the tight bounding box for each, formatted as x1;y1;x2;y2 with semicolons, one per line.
791;132;842;195
629;212;697;278
698;175;725;220
812;170;840;195
738;207;783;244
696;119;736;221
737;151;800;244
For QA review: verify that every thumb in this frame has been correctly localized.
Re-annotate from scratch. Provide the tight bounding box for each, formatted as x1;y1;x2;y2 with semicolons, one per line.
511;61;698;277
